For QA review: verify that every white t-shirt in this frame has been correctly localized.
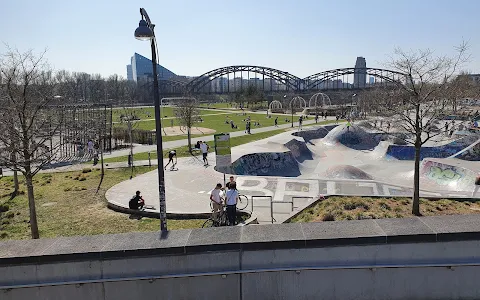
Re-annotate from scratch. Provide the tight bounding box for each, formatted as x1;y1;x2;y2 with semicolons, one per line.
225;189;238;206
210;189;223;204
200;143;208;153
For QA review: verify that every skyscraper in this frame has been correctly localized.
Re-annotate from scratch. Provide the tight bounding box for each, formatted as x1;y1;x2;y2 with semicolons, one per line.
353;57;367;88
126;53;176;82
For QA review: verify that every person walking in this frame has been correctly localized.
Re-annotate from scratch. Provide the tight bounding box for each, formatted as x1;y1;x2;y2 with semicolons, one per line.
274;117;278;127
225;182;239;226
200;141;209;166
298;116;303;131
315;114;318;123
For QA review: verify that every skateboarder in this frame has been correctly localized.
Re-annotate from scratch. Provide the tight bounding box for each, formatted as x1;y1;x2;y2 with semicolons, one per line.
164;150;177;170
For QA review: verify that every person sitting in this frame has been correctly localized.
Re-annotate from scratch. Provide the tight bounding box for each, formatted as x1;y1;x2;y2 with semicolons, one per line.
129;191;145;210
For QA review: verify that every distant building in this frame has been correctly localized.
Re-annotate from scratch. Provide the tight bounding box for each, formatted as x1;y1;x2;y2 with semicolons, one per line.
353;57;367;88
470;74;480;84
126;65;133;81
127;53;176;82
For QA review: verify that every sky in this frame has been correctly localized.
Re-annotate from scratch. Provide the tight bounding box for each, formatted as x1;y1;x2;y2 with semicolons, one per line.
1;0;479;79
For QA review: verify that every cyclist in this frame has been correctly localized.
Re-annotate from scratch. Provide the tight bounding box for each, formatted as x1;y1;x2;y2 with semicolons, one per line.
164;150;177;170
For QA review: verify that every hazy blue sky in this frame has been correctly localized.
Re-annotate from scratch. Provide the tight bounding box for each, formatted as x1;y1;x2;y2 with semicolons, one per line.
1;0;479;78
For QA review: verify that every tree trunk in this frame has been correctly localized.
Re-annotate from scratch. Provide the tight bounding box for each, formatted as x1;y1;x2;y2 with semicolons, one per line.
187;127;192;152
96;138;105;194
128;121;134;179
25;173;39;239
13;170;19;195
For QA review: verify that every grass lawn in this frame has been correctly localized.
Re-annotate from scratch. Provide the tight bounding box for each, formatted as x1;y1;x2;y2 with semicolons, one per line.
0;167;205;240
103;128;289;163
112;107;226;123
288;196;480;223
125;111;301;132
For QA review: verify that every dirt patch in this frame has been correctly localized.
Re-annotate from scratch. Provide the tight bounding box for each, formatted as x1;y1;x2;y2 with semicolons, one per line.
154;126;216;136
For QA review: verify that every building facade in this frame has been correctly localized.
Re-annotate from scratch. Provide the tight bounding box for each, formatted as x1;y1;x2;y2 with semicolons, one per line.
353;57;367;88
126;53;176;82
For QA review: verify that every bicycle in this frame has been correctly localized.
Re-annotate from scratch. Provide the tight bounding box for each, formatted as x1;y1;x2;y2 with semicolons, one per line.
237;194;249;210
202;205;228;228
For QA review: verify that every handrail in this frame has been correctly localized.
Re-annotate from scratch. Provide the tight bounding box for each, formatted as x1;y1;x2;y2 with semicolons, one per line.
1;261;479;290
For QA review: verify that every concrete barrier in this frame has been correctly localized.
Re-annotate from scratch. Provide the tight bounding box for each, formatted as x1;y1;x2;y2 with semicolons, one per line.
2;215;480;299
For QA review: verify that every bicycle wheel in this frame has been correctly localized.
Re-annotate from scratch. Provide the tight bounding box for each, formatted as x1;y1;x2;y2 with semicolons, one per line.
237;194;248;210
202;218;215;228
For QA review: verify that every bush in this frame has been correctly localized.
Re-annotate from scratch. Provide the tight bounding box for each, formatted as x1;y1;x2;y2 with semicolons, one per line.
82;168;92;173
79;177;86;182
344;201;370;211
5;211;15;219
0;232;8;239
322;213;335;221
1;220;10;225
0;204;9;213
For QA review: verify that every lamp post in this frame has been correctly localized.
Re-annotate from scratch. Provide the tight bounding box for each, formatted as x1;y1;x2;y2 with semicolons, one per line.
134;8;167;231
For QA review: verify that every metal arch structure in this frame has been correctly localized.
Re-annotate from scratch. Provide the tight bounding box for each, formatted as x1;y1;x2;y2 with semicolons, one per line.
309;92;332;107
185;65;302;93
269;100;283;110
289;96;307;109
303;68;407;90
158;79;187;94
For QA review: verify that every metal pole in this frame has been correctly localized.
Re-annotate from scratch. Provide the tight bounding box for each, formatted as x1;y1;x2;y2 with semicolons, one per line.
150;34;168;231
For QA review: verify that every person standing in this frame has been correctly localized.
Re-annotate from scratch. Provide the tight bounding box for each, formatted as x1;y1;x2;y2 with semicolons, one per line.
87;140;94;155
200;141;209;166
225;182;239;226
226;176;235;189
210;183;224;222
473;174;480;197
274;117;278;127
298;116;303;131
315;114;318;123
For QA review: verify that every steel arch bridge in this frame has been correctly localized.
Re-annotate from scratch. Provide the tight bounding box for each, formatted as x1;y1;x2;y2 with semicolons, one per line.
185;65;302;94
303;68;406;90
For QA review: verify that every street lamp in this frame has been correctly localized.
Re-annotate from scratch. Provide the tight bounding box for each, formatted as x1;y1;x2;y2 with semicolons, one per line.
134;8;167;231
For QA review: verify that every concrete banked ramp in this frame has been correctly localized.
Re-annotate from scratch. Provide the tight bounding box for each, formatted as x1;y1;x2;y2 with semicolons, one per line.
231;151;301;176
324;125;383;150
387;137;479;161
325;165;374;180
420;158;477;192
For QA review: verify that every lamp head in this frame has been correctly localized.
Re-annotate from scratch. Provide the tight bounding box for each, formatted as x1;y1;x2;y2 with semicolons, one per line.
134;19;153;41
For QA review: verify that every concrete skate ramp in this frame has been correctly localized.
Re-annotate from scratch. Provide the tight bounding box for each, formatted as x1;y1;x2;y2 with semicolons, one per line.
386;136;478;161
324;125;382;150
292;125;335;143
420;158;477;192
450;138;480;161
284;139;313;163
325;165;374;180
230;152;301;176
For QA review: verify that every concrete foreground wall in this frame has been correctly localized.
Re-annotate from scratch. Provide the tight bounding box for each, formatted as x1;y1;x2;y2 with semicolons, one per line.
2;215;480;299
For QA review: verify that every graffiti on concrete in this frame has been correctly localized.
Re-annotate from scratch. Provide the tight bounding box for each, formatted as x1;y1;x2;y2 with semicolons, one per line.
236;176;466;203
231;152;300;176
426;165;462;185
420;159;476;191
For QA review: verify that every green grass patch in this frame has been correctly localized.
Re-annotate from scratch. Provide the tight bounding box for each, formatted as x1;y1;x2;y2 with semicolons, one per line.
288;196;480;223
0;167;205;240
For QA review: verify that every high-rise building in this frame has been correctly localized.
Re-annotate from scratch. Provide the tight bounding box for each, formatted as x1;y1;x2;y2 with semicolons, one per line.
127;53;176;82
126;65;133;81
353;57;367;88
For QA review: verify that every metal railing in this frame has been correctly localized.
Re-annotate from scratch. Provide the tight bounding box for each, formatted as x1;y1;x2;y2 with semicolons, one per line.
251;196;275;223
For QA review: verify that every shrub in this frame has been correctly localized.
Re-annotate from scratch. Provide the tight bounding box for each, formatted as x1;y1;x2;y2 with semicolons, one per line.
64;187;72;192
82;168;92;173
79;177;86;182
344;201;370;211
0;232;8;239
5;211;15;219
380;203;391;211
0;204;9;213
1;220;10;225
322;213;335;221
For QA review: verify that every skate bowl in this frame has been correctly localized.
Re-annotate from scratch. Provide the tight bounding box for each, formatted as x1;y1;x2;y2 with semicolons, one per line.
324;165;374;180
420;158;477;192
292;125;336;143
230;152;301;176
284;139;313;162
386;136;478;161
324;125;383;150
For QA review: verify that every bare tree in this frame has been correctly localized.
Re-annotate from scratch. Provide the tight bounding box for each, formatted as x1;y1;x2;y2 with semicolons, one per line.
174;97;199;152
364;43;477;215
0;49;61;239
122;80;141;179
